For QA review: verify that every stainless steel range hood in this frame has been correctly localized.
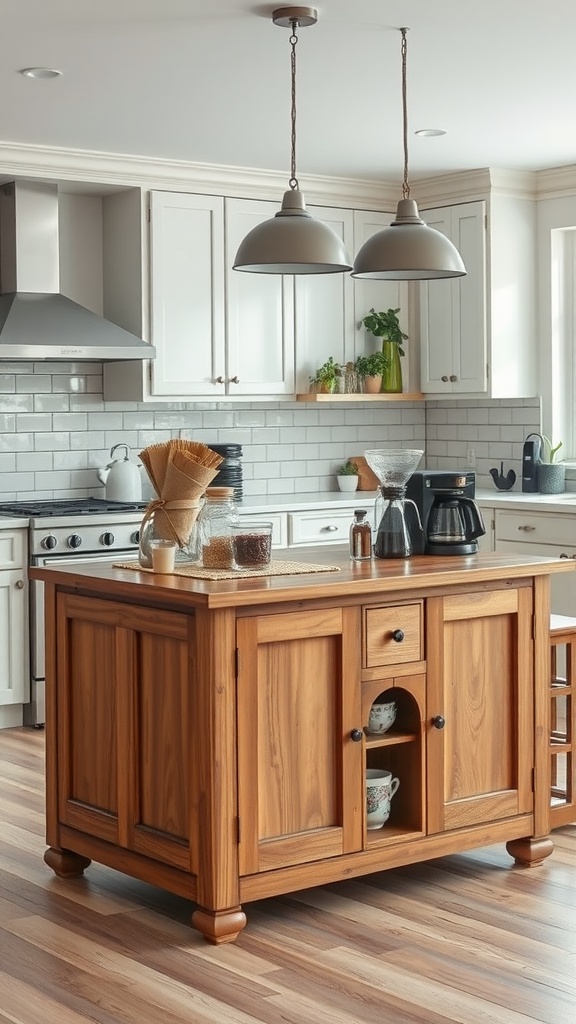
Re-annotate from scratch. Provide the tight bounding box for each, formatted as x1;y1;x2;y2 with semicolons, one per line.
0;180;155;360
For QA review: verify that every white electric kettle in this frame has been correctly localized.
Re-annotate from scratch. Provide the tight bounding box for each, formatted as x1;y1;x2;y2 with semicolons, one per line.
97;443;142;502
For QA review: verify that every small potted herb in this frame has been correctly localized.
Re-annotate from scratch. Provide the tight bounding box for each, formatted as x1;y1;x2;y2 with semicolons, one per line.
335;459;359;492
361;307;407;393
537;433;565;493
309;356;343;394
355;351;388;393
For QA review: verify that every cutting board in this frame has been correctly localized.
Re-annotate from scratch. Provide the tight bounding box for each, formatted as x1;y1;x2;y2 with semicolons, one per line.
349;456;379;491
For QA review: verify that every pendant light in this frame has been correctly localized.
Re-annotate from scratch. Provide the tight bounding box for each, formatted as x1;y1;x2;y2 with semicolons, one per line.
233;6;352;275
352;28;466;281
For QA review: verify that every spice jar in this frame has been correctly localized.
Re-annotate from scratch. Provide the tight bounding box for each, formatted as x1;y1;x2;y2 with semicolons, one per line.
194;486;240;569
349;509;373;561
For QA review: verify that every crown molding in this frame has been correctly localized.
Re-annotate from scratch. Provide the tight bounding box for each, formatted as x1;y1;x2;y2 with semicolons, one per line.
0;140;399;210
535;164;576;199
413;168;538;207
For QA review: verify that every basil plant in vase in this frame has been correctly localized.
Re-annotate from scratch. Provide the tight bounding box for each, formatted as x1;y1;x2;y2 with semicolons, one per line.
361;307;407;394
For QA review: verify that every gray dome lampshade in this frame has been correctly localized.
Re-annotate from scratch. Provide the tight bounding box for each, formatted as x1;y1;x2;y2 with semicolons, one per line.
352;199;467;280
233;188;352;274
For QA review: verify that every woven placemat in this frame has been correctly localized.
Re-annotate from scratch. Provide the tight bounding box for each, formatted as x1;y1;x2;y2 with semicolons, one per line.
114;559;341;581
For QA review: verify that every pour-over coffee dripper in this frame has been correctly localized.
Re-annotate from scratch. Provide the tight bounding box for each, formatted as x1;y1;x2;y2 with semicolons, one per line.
364;449;424;558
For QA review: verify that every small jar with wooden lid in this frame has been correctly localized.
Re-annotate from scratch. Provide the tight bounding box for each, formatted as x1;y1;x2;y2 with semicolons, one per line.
194;486;240;569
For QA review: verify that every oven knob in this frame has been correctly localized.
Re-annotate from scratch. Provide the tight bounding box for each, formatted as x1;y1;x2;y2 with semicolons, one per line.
67;534;82;549
101;532;115;547
42;535;58;550
130;530;140;544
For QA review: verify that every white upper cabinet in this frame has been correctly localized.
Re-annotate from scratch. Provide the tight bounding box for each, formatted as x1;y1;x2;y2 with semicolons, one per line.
149;191;226;397
225;199;294;397
419;196;537;398
420;201;487;394
294;206;355;393
294;206;410;393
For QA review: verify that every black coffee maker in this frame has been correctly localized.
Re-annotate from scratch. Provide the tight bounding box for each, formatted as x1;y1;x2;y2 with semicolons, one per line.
405;470;486;555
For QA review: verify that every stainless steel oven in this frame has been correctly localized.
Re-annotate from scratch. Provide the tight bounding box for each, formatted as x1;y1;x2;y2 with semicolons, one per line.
0;498;146;726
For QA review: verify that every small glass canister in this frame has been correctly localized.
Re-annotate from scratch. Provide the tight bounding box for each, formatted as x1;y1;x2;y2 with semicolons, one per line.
194;486;240;569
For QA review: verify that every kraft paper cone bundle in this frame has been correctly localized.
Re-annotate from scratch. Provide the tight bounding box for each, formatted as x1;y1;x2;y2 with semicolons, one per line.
139;440;223;548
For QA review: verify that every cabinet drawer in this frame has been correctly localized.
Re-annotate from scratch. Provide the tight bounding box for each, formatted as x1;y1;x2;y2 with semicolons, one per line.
364;603;423;668
0;530;26;570
289;509;353;546
495;510;576;546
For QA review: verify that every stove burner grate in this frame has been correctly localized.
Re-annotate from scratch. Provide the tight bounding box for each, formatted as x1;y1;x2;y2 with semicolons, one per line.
0;498;148;518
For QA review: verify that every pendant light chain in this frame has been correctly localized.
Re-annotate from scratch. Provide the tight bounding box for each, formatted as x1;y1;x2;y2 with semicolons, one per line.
401;27;410;201
289;21;299;190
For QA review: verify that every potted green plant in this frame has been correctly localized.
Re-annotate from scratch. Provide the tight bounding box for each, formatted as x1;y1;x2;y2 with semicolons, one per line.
361;307;407;393
335;459;359;492
355;351;389;393
309;356;343;394
537;434;565;493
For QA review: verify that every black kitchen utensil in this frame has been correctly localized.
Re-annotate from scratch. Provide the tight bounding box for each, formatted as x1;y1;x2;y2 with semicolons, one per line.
490;462;516;490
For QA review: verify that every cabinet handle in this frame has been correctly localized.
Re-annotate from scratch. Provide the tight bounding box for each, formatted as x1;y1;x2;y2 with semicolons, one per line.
449;374;457;382
441;375;449;382
518;525;536;532
391;628;405;643
215;376;224;384
431;715;446;730
15;579;25;590
350;729;363;742
229;375;240;385
322;525;338;532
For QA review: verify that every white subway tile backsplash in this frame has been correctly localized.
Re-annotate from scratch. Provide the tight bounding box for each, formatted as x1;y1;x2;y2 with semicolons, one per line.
0;363;547;500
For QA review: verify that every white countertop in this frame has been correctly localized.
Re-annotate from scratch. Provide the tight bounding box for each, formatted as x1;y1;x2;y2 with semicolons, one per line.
475;488;576;513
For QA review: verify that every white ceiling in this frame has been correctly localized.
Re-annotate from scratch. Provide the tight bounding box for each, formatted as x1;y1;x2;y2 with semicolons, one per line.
2;0;576;187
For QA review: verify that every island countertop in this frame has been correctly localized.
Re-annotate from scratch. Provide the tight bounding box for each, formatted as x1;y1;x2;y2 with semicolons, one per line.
30;545;576;610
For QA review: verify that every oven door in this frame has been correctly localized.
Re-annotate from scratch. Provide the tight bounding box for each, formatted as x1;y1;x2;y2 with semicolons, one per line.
28;549;135;726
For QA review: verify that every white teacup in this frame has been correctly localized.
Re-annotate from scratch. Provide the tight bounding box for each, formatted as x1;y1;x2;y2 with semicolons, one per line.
367;700;396;735
366;768;400;829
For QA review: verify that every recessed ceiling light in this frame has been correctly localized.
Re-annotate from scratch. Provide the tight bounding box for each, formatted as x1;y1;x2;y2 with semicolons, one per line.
19;67;62;80
415;128;447;138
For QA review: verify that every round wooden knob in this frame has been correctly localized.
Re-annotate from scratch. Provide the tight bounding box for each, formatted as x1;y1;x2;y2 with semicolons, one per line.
350;729;363;742
391;629;405;643
432;715;446;730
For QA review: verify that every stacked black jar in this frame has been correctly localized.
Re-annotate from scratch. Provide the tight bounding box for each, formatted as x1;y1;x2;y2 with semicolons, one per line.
207;444;243;501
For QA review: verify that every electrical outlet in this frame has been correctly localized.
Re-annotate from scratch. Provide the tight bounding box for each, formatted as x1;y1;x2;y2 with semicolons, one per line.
467;447;476;469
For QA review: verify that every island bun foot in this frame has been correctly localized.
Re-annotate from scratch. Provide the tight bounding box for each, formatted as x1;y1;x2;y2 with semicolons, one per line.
506;835;554;867
44;846;92;878
192;906;247;944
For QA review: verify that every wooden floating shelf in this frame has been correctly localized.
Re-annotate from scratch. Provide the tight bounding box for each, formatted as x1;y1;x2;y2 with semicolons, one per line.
296;392;425;402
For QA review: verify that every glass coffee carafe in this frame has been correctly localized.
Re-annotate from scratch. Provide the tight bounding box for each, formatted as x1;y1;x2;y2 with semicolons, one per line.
364;449;424;558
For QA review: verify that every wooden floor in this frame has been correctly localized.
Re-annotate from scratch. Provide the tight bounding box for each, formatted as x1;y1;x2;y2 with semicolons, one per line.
1;728;575;1024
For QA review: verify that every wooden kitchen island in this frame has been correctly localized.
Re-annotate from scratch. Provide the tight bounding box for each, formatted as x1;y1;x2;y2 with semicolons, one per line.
31;549;575;944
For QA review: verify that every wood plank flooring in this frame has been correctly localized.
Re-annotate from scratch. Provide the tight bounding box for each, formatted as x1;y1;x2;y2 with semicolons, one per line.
0;726;575;1024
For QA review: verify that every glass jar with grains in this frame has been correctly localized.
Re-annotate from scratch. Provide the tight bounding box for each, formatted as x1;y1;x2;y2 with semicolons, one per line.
194;486;240;569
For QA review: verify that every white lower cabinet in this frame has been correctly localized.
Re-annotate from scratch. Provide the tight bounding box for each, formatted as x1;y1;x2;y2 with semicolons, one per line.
494;509;576;615
0;530;29;707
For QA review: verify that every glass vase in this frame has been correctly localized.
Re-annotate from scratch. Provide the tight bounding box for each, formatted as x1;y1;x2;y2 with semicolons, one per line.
381;339;403;393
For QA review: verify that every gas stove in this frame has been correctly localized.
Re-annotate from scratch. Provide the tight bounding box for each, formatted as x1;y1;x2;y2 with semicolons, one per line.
0;497;148;557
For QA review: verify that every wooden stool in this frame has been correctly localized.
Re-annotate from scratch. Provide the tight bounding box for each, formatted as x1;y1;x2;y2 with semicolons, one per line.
549;614;576;827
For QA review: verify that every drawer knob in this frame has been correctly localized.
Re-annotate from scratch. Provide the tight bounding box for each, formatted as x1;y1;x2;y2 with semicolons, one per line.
350;728;363;742
518;525;536;532
229;375;240;384
449;374;457;382
431;715;446;730
391;628;405;643
322;525;338;532
15;579;25;590
215;375;224;384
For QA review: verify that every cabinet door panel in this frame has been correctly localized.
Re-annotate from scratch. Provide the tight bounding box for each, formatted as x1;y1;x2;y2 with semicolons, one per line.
150;192;225;396
427;587;533;832
0;568;28;706
295;206;355;392
237;607;362;874
225;199;295;395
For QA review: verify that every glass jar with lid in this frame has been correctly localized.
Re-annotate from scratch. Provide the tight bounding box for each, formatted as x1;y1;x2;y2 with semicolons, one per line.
194;486;240;569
